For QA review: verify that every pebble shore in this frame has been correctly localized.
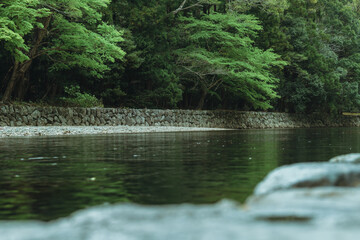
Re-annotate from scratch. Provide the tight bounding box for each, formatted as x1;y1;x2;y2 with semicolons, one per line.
0;126;230;138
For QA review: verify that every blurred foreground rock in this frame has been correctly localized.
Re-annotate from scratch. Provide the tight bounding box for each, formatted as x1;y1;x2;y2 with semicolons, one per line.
246;187;360;226
329;153;360;163
245;153;360;236
254;162;360;195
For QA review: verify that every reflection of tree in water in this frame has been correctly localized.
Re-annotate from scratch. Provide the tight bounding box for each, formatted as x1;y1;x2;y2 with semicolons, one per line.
275;128;360;166
119;131;281;204
0;136;130;221
2;128;359;221
0;132;281;220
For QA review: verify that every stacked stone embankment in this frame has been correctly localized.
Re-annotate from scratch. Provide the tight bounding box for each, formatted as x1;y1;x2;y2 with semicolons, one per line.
1;104;360;128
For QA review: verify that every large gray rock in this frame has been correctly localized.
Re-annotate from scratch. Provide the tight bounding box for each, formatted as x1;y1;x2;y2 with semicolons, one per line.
2;199;360;240
246;187;360;225
254;162;360;195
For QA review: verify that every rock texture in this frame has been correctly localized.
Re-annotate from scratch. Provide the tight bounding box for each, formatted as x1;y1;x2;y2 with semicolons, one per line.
246;187;360;225
0;104;360;128
253;163;360;195
329;153;360;163
0;126;229;137
2;195;360;240
245;154;360;229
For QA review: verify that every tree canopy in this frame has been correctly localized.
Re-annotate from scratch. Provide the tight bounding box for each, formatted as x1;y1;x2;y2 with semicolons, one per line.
176;13;286;109
0;0;125;101
1;0;360;113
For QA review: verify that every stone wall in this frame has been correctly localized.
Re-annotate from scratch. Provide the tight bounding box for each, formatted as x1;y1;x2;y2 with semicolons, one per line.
1;104;360;128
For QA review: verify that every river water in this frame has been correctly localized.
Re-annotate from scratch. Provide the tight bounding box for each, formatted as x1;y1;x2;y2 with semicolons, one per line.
0;127;358;222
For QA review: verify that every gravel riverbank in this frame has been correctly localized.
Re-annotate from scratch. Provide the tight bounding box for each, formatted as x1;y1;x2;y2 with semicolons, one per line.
0;126;231;138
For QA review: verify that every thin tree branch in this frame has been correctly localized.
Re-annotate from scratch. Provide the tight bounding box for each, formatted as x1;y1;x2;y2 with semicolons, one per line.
181;3;204;11
41;3;71;18
183;66;205;78
45;53;57;62
172;0;203;15
173;0;188;14
209;77;222;89
30;46;64;60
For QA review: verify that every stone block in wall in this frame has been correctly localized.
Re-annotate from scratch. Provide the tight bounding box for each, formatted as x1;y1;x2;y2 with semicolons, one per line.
0;105;9;114
42;107;50;115
8;115;15;124
3;119;10;126
165;116;172;123
96;108;102;118
78;108;86;116
146;117;152;125
31;110;41;119
36;118;47;126
135;116;144;125
73;117;82;125
115;114;123;121
90;115;95;125
58;116;66;124
9;105;15;114
104;113;111;120
47;116;54;123
65;115;73;124
110;117;118;125
83;116;90;124
133;109;140;116
54;116;59;123
68;108;74;118
125;117;136;126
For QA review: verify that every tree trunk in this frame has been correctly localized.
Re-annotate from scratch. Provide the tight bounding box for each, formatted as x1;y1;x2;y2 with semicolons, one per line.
2;16;51;101
3;59;34;101
2;62;20;101
184;92;189;108
16;73;30;100
203;5;210;14
196;88;208;110
50;83;58;101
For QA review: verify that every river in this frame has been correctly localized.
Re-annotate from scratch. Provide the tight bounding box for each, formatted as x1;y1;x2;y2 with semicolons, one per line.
0;127;358;221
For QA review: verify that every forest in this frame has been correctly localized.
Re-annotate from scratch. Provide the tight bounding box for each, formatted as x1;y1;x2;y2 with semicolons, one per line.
1;0;360;114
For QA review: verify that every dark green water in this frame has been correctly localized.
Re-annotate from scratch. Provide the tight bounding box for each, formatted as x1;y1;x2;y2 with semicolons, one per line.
0;127;359;221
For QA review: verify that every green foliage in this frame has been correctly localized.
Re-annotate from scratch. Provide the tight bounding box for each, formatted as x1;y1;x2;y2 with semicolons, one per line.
339;82;360;112
48;16;125;77
61;85;103;108
228;0;289;14
1;0;125;69
249;0;360;113
2;0;360;112
0;0;50;62
134;80;183;109
100;87;126;107
0;0;126;101
176;12;286;110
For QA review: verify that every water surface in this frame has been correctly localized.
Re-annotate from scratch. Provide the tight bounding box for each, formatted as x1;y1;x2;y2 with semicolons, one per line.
0;127;358;221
